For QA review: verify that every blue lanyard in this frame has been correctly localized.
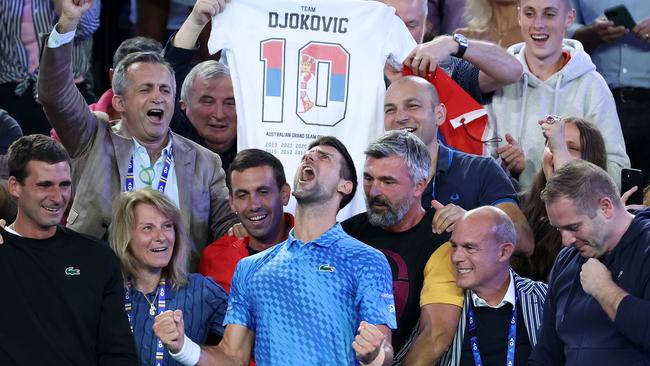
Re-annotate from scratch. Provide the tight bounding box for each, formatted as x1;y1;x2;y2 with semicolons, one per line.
125;145;174;193
466;291;518;366
124;278;168;366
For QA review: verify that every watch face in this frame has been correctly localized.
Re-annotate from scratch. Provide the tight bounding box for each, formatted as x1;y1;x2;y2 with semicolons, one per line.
452;33;468;58
454;33;468;47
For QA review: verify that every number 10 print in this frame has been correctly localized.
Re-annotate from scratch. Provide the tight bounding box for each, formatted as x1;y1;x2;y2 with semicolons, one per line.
260;38;350;126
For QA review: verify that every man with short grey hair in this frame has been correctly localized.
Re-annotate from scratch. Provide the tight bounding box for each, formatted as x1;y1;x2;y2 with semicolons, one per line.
343;130;462;364
531;159;650;365
166;0;238;171
37;0;236;269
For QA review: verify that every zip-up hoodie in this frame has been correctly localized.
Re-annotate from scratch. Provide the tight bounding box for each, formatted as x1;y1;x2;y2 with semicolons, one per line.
487;39;630;190
530;208;650;365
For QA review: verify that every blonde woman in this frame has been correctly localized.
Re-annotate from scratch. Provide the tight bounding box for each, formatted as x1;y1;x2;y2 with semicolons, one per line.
110;188;227;366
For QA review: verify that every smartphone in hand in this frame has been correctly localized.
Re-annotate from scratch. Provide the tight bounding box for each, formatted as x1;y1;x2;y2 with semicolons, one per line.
621;168;644;205
604;4;636;29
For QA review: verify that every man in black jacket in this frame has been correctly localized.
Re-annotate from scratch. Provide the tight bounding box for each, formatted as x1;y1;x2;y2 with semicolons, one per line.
0;135;137;365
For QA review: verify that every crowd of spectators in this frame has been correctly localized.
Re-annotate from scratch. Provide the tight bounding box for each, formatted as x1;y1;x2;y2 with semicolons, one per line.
1;0;649;365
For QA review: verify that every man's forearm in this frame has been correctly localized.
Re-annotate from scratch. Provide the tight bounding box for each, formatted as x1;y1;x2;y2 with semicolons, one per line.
196;345;243;366
174;20;205;49
464;40;523;92
593;283;628;321
57;13;81;34
402;331;447;366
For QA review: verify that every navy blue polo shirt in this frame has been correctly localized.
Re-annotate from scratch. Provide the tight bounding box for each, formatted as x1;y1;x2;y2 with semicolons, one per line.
421;143;518;210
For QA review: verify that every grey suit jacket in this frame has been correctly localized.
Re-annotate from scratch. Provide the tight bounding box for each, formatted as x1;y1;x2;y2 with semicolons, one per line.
38;40;237;269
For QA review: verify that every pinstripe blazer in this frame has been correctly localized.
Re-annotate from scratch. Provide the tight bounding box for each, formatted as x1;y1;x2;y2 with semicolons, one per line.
37;39;237;270
439;271;548;366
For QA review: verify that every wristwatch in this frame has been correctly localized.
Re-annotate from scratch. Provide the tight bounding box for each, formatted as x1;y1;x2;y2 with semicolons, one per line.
452;33;468;59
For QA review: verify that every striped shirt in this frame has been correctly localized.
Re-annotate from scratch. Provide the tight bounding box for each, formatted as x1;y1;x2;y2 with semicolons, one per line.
127;274;228;366
440;271;547;366
0;0;100;95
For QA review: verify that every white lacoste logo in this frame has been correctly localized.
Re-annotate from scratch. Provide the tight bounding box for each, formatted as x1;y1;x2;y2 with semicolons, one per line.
65;266;81;276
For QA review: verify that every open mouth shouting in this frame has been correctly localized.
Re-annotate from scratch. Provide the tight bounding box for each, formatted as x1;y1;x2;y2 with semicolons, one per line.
147;108;165;123
299;165;316;183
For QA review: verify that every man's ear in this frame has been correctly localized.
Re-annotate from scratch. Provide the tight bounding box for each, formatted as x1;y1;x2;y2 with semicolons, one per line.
499;242;515;263
227;194;236;215
179;100;187;112
599;196;615;219
281;183;291;206
435;103;447;127
565;9;576;29
337;179;353;197
6;177;20;199
112;94;126;114
414;178;428;198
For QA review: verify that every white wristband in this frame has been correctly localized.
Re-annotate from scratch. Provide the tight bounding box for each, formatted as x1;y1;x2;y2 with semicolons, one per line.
360;338;386;366
168;334;201;366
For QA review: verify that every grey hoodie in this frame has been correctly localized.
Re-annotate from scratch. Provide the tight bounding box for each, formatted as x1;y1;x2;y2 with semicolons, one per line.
487;39;630;190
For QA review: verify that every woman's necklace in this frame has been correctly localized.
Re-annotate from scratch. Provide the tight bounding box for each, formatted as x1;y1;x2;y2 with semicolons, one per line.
143;288;160;316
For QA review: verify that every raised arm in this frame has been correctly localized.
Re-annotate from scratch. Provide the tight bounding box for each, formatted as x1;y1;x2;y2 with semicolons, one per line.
53;0;100;38
38;0;99;158
165;0;227;141
174;0;226;49
405;36;523;93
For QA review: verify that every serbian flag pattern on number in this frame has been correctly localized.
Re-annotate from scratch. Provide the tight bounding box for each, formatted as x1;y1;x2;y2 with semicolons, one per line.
261;39;285;122
403;65;488;156
296;42;349;126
